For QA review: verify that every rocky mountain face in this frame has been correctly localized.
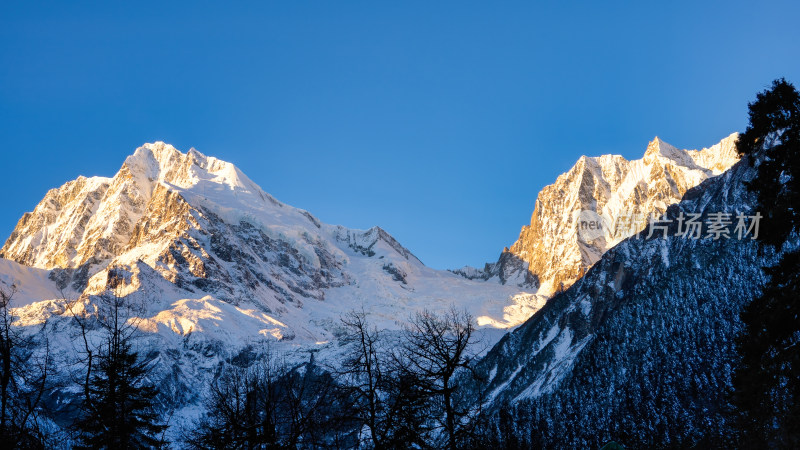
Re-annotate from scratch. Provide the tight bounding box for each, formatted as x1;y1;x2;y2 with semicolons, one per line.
458;134;740;296
468;150;779;447
0;143;543;431
1;143;535;336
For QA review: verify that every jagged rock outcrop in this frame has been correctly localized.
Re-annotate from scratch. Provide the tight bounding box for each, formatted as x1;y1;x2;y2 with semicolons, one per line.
3;142;535;333
464;134;740;295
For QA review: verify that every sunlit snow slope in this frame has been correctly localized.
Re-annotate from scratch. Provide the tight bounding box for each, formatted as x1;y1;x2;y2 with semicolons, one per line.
1;142;537;344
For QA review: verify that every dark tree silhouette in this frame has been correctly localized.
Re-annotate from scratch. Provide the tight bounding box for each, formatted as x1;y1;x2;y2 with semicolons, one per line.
736;78;800;247
736;78;800;158
71;272;167;449
187;351;356;449
398;306;482;450
733;78;800;447
0;284;55;448
338;309;388;449
186;357;286;449
379;367;432;449
735;249;800;447
338;309;436;449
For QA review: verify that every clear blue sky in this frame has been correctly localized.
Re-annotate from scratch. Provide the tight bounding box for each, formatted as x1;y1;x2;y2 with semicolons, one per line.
2;1;799;269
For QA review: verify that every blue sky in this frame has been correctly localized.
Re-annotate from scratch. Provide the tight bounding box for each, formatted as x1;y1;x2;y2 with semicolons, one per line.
1;1;799;269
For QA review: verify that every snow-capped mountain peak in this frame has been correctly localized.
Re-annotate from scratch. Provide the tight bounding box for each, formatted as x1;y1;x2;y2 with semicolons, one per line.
126;142;255;192
643;136;690;164
2;142;536;340
462;133;741;297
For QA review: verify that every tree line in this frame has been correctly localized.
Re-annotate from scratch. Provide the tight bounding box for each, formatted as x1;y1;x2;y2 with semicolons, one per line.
1;276;489;449
186;306;488;449
0;270;170;449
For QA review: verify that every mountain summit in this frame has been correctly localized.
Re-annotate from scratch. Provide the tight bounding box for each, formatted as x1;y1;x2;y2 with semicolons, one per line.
1;143;536;341
458;133;740;298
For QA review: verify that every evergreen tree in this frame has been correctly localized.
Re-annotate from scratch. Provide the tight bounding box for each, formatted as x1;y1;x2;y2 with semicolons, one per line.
75;335;165;449
72;273;166;449
736;249;800;447
736;77;800;247
733;78;800;447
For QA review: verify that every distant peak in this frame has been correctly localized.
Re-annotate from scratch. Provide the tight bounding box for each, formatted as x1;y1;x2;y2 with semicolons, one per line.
644;136;682;160
128;141;182;168
120;142;252;194
141;141;181;160
144;140;171;148
122;142;180;183
646;136;664;152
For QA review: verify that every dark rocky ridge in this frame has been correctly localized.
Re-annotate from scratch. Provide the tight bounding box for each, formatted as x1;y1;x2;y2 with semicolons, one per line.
467;154;781;446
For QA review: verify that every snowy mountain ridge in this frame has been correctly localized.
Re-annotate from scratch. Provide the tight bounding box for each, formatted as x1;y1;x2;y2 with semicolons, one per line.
1;142;542;339
458;133;740;298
